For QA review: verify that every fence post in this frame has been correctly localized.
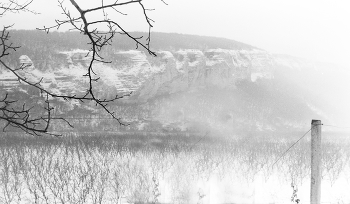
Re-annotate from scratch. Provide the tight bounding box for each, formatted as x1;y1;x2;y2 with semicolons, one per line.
310;119;322;204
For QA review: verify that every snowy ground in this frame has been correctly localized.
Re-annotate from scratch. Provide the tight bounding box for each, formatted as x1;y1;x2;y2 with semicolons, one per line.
0;133;349;204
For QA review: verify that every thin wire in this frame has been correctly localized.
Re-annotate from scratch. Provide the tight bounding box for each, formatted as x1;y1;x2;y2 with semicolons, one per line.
270;128;312;168
322;124;350;129
57;117;116;120
188;131;209;151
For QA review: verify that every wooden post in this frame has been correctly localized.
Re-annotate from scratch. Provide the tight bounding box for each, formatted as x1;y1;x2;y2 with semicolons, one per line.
310;120;322;204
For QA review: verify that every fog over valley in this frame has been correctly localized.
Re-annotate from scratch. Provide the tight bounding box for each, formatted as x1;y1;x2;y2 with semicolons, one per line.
1;1;350;203
1;30;349;134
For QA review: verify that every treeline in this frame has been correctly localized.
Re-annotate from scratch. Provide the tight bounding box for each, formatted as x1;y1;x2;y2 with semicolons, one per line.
8;30;255;51
2;30;255;70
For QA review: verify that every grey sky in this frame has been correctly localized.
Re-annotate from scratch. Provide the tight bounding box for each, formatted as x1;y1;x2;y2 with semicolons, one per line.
2;0;350;67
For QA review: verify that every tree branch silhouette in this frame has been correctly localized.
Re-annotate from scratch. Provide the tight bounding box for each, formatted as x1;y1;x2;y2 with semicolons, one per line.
0;0;37;16
0;0;166;136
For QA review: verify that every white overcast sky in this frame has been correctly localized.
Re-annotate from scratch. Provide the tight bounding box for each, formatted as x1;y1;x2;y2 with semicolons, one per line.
2;0;350;67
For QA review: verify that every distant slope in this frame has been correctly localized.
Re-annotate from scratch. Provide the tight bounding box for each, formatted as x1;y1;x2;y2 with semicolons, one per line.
4;30;255;67
138;32;256;50
2;30;346;135
273;54;350;129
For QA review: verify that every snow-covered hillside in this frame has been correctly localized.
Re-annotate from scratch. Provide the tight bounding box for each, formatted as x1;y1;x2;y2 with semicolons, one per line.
1;31;345;134
0;48;275;99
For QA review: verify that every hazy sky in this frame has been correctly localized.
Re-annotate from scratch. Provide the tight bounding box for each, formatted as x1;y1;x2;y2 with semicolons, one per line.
2;0;350;67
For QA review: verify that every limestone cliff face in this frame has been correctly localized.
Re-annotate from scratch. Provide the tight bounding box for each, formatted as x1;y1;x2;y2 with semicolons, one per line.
0;48;275;101
1;46;327;134
2;31;340;134
132;49;275;100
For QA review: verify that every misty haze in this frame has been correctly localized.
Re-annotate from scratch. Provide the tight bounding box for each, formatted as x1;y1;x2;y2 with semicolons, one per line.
1;0;350;204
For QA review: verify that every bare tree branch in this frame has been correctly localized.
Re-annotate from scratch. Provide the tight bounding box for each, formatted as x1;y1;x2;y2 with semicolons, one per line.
0;0;37;16
36;0;163;122
0;0;167;136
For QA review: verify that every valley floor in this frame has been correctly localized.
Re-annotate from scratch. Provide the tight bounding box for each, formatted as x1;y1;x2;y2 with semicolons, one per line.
0;132;349;204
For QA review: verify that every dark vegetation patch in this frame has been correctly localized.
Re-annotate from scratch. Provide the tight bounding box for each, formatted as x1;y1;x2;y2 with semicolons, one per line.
1;30;255;71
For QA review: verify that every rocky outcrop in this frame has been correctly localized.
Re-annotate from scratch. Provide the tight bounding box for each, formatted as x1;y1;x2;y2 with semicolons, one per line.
1;33;334;134
0;48;275;100
132;49;275;100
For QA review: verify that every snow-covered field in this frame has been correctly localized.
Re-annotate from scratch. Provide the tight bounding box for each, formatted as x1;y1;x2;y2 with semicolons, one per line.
0;133;349;204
